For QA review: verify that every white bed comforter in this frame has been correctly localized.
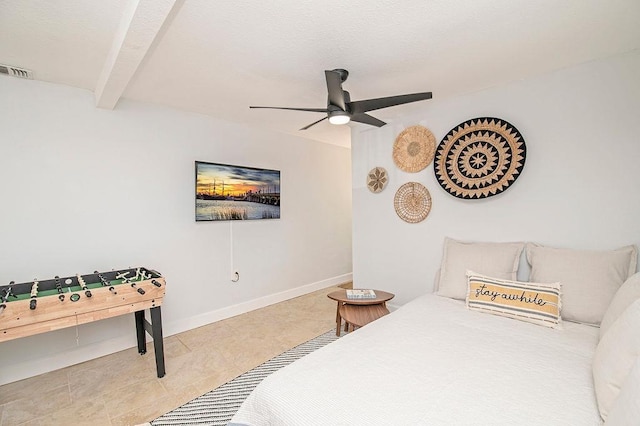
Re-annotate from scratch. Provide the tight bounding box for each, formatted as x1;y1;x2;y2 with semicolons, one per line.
231;294;601;425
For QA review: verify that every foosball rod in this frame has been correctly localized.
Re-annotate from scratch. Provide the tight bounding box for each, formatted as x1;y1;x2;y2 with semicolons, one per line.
0;283;15;315
77;274;92;298
95;271;117;294
55;276;64;301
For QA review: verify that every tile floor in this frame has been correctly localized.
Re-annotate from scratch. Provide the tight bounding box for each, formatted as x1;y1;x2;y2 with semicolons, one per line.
0;284;349;426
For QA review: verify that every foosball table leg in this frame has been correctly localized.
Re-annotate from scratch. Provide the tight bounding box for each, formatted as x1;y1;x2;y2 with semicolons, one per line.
133;308;166;378
134;310;147;354
150;306;166;378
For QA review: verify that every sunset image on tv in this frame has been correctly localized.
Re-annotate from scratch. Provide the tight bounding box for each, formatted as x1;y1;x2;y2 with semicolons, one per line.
195;161;280;221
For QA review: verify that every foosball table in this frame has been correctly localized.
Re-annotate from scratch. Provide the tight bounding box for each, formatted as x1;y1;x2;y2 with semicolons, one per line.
0;267;167;378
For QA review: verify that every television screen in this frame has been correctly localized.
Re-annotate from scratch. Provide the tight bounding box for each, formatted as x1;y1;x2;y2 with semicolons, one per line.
195;161;280;221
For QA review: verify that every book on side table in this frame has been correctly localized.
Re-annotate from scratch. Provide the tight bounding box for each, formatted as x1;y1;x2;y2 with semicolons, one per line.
346;289;377;299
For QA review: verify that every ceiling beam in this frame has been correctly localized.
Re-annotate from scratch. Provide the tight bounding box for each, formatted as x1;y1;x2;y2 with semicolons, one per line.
95;0;179;109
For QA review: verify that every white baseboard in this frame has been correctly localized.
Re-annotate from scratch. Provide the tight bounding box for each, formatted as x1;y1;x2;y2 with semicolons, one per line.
163;273;352;337
0;273;352;386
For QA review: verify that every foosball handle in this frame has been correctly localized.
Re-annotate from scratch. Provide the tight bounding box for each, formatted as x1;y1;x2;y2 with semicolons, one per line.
136;287;145;295
85;290;92;297
151;279;162;287
30;299;37;310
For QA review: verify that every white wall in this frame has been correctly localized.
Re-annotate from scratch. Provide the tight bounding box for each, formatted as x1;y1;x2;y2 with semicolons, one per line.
352;50;640;306
0;78;352;385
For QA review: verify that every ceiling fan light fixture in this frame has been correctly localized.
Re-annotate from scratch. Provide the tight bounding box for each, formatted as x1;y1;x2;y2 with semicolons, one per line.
328;110;350;125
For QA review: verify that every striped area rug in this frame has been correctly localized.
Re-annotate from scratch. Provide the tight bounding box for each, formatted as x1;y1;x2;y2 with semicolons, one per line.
151;330;339;425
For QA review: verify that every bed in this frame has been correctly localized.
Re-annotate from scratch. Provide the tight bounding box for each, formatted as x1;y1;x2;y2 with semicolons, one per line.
230;239;640;425
231;293;600;425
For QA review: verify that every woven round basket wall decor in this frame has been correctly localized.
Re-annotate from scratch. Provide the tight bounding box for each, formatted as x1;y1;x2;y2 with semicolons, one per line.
366;167;388;193
392;125;436;173
394;182;432;223
434;117;526;199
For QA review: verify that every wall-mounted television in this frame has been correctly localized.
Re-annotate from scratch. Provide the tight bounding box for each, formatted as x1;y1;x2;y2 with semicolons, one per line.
195;161;280;221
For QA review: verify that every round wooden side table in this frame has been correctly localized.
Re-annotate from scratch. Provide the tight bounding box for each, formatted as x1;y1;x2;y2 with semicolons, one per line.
327;289;395;336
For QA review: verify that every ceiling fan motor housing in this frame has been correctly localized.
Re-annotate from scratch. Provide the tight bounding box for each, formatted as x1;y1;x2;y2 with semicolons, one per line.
332;68;349;82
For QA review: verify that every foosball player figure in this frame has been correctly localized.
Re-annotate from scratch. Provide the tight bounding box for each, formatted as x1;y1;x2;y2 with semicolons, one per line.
0;283;16;315
95;271;117;294
117;271;145;295
55;276;64;301
77;274;92;298
30;279;39;310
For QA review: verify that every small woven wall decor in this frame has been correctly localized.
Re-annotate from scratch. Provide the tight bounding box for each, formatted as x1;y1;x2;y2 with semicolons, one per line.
392;125;436;173
367;167;388;193
394;182;432;223
434;117;526;199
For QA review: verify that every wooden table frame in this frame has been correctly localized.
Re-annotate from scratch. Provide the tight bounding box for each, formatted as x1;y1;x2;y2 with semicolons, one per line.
327;289;394;336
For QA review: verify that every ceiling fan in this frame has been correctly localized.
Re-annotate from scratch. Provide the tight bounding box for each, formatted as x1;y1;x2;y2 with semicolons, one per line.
250;69;432;130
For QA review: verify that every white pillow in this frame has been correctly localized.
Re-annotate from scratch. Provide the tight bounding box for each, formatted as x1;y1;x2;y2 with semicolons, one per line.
526;243;637;325
600;272;640;340
593;298;640;421
436;238;524;300
605;357;640;425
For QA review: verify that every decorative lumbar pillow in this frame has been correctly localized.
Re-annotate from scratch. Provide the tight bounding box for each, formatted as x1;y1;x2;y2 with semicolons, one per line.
600;272;640;340
526;243;637;325
466;272;562;329
436;238;524;300
592;298;640;421
605;358;640;425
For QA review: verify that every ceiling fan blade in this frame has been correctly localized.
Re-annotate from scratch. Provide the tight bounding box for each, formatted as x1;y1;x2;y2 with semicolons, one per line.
300;116;328;130
250;106;328;113
349;92;432;114
325;70;346;110
350;113;387;127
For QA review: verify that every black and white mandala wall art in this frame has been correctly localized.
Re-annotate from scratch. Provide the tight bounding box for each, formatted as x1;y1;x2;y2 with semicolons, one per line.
434;117;526;199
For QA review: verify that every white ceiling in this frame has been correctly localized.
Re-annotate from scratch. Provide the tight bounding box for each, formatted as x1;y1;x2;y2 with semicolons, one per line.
2;0;639;148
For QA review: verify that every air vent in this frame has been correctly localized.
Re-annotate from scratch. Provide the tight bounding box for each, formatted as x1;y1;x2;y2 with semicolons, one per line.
0;64;33;79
